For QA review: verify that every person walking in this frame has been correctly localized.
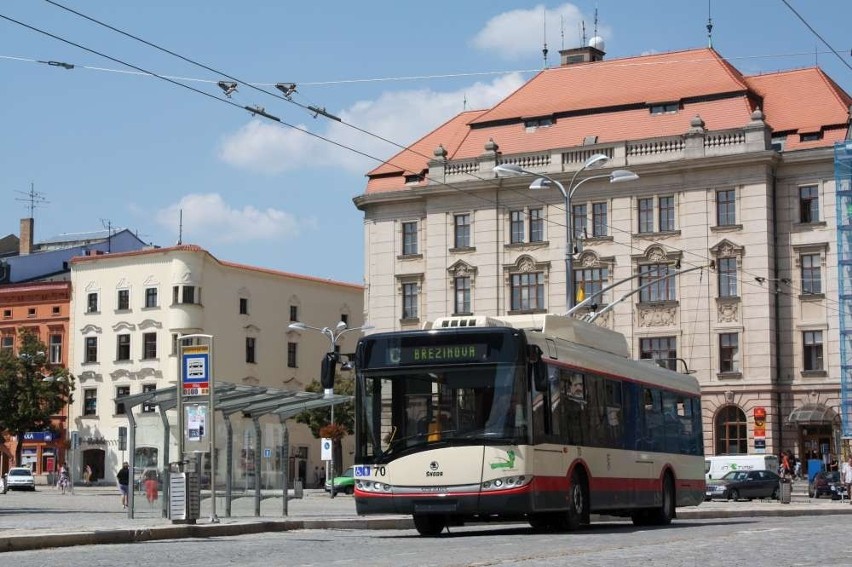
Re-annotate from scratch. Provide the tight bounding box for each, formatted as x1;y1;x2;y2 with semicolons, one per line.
57;463;70;494
843;456;852;504
116;462;130;509
83;464;92;486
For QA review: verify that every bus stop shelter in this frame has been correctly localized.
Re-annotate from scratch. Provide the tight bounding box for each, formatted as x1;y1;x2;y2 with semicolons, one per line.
116;383;351;519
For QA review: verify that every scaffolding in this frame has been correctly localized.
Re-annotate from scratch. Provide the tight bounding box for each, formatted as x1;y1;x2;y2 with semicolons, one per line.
835;141;852;439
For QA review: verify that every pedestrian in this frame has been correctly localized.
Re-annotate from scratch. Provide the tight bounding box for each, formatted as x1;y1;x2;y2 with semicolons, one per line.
781;451;792;479
314;466;322;489
57;462;70;494
828;454;839;472
144;470;158;505
843;456;852;504
83;464;92;486
117;462;130;509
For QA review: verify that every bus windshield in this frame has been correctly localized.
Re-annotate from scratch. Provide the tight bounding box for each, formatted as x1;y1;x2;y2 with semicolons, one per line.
356;363;529;462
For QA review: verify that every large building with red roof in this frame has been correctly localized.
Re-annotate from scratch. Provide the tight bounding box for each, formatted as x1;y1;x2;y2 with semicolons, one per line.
354;46;851;461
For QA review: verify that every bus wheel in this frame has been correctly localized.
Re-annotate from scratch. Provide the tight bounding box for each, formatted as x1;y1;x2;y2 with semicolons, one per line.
633;474;675;526
413;514;446;536
565;470;588;530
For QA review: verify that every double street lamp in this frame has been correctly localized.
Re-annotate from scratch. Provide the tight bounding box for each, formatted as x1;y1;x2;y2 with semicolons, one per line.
287;320;373;497
494;154;639;310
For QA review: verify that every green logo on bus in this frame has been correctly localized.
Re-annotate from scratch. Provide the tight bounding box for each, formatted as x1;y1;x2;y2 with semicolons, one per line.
490;449;516;470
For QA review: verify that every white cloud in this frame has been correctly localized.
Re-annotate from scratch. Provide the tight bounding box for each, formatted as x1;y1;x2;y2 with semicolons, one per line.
154;193;314;244
471;3;610;61
218;73;526;175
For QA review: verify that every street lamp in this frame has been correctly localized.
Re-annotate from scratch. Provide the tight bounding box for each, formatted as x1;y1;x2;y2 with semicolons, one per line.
494;155;639;310
287;320;373;497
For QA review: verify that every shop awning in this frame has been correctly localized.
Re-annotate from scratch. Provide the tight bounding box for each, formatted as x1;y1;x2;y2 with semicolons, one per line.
787;403;836;424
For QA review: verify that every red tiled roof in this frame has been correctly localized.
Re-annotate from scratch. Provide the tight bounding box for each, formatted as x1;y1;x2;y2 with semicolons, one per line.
471;48;748;125
367;110;486;179
744;67;851;134
364;47;851;196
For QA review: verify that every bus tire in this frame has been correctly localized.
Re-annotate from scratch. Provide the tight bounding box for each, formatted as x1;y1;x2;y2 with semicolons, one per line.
413;514;446;536
564;470;588;530
633;474;675;526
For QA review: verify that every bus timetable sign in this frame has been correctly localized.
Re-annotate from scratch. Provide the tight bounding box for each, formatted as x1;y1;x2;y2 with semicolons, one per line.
182;345;210;396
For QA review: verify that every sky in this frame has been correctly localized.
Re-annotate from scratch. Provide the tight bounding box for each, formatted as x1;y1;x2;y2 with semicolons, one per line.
1;1;850;286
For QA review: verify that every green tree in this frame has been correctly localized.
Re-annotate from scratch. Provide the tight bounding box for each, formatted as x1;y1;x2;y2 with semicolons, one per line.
295;376;353;476
0;330;75;465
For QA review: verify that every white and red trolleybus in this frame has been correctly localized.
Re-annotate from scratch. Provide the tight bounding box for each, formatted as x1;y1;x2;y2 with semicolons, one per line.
352;314;704;536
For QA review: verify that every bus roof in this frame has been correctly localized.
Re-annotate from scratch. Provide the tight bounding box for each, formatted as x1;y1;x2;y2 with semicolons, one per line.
429;314;699;396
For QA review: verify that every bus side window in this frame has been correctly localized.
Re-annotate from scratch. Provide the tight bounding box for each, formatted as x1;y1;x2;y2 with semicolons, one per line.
531;360;551;441
563;371;586;446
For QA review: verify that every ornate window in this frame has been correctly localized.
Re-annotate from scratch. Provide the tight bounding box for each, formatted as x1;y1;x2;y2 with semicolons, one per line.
503;255;549;313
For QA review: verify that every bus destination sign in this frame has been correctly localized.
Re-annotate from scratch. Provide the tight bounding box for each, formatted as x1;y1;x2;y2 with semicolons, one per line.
392;344;487;365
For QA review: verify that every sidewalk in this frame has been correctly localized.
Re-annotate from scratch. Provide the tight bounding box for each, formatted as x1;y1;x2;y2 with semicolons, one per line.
1;482;851;552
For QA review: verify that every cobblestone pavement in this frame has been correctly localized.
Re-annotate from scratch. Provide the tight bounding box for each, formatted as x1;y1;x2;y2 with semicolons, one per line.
1;480;850;552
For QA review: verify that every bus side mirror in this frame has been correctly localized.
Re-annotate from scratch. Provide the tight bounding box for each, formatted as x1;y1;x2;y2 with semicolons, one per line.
528;345;547;391
321;352;339;389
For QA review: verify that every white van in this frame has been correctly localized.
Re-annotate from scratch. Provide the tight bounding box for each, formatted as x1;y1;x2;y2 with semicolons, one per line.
704;454;780;481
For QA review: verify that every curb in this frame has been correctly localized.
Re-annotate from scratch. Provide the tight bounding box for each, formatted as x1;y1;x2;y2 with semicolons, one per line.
2;505;850;553
0;517;414;553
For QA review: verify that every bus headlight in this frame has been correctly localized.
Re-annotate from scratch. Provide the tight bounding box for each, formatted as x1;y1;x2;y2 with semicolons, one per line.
481;475;531;491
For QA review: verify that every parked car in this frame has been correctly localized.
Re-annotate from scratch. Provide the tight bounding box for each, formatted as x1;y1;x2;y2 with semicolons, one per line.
808;470;847;499
2;467;36;492
324;466;355;495
705;469;782;501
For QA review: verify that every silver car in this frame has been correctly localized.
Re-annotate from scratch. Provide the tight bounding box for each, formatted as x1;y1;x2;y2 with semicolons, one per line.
3;467;36;492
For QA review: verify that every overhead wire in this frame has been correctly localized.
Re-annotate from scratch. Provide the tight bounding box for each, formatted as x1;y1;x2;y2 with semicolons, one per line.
6;5;848;318
779;0;852;72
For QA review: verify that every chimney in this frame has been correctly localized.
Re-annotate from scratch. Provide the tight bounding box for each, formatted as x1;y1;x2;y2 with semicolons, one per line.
19;218;34;255
560;36;606;66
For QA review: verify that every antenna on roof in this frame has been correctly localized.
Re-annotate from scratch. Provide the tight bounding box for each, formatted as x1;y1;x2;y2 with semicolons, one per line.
541;6;548;68
14;182;49;218
707;0;714;48
177;209;183;245
463;92;467;111
100;218;114;253
560;15;564;50
581;20;587;47
593;4;599;38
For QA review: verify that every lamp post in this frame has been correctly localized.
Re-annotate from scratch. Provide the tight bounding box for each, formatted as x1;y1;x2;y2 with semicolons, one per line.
494;155;639;310
287;320;373;497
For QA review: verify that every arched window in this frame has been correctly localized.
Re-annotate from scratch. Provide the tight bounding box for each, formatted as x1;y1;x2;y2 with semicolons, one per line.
715;405;747;454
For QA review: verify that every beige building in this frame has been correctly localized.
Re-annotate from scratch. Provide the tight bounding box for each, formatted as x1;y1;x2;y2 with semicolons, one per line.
68;245;363;485
354;46;852;463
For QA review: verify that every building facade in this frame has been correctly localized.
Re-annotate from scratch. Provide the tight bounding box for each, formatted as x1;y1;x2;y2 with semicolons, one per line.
354;46;852;464
0;281;71;479
68;245;364;484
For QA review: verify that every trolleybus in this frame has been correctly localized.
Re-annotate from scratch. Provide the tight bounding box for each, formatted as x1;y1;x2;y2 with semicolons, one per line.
352;314;704;536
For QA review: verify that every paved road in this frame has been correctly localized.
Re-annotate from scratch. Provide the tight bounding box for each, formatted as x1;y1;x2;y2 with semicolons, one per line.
1;481;851;554
6;515;852;566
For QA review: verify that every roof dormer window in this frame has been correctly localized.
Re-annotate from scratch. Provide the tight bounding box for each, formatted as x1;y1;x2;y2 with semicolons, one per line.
649;103;679;115
405;173;425;184
524;117;554;131
800;132;823;142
